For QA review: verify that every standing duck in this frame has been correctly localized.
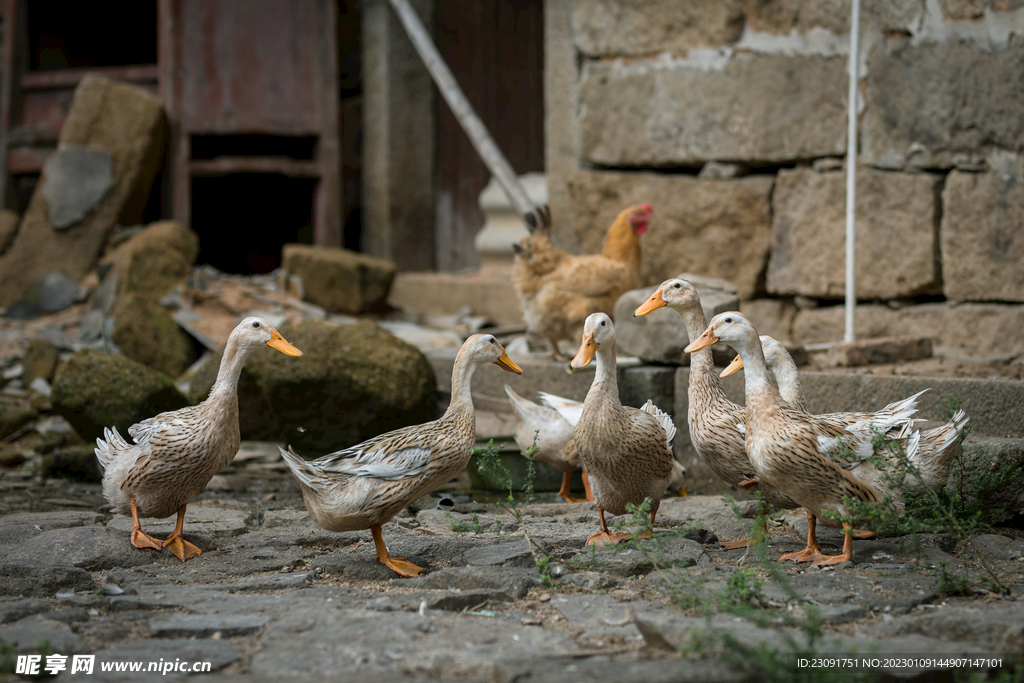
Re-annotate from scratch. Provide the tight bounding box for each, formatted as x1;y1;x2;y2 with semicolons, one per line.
685;312;897;566
95;316;303;561
634;279;801;549
504;386;592;502
570;313;676;545
281;334;522;577
722;335;968;491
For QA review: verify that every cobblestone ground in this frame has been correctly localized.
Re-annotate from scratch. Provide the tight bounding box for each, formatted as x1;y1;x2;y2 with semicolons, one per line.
1;460;1022;683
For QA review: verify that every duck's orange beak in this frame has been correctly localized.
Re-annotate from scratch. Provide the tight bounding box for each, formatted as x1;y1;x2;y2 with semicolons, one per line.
633;289;667;317
571;332;597;370
494;345;523;374
267;329;303;357
684;326;719;354
719;354;744;378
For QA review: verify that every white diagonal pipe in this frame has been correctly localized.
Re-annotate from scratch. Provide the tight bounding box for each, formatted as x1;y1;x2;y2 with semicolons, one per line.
844;0;861;343
387;0;538;224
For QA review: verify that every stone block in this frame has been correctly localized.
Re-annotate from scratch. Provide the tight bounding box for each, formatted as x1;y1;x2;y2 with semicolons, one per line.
864;37;1024;169
817;337;933;367
571;0;745;56
950;437;1024;526
389;270;525;326
282;243;396;314
0;75;166;307
767;168;942;299
939;0;1024;21
747;0;923;34
738;298;798;344
614;275;739;365
794;372;1024;438
567;171;774;299
578;54;847;167
941;168;1024;302
791;302;1024;359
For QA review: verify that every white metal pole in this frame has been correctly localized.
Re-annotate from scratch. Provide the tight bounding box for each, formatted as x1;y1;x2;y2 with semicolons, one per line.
844;0;861;343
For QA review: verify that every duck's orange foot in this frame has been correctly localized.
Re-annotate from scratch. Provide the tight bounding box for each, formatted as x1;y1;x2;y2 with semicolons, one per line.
559;494;589;503
721;538;754;551
585;531;632;546
811;552;853;567
779;547;825;563
852;529;876;540
382;557;425;578
737;477;759;490
162;534;202;562
130;529;163;551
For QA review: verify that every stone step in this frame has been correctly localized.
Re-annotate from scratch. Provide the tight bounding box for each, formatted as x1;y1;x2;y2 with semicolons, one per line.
389;271;525;327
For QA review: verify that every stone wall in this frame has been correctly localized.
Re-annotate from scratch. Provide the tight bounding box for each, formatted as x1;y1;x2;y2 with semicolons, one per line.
545;0;1024;359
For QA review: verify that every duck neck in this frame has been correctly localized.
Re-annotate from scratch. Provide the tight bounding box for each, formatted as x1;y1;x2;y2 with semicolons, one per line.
209;336;252;401
586;339;619;405
678;304;726;402
446;351;478;420
771;356;807;411
734;337;783;422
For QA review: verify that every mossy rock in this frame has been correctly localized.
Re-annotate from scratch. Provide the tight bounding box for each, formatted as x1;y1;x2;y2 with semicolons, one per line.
51;349;188;442
0;396;37;440
189;319;437;455
110;293;197;378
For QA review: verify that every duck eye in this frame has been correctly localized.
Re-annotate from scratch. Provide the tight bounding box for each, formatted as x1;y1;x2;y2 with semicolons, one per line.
724;317;733;323
252;321;261;328
673;283;680;289
600;320;606;326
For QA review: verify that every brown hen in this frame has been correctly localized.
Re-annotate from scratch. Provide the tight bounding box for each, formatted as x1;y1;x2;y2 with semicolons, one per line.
512;204;651;359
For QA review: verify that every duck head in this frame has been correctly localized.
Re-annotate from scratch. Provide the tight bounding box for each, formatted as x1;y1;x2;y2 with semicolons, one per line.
633;278;701;317
571;312;614;370
233;316;303;356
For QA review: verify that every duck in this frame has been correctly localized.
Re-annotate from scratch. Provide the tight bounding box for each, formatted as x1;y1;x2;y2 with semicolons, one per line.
95;316;303;561
570;312;676;545
721;335;968;491
685;311;905;566
633;279;918;549
504;386;591;502
281;334;522;577
634;278;801;549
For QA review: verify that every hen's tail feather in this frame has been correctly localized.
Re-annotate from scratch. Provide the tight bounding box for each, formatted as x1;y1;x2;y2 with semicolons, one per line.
279;446;326;491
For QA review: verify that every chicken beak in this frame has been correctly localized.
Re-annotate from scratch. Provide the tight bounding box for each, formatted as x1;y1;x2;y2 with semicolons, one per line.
684;327;719;354
493;345;523;374
719;354;744;378
571;333;598;370
266;329;304;357
633;289;667;317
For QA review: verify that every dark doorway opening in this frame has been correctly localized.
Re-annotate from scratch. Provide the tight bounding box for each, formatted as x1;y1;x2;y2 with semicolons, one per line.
27;0;157;71
191;174;315;275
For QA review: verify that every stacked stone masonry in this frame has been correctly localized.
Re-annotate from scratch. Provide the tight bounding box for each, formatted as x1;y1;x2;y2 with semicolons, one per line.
548;0;1024;359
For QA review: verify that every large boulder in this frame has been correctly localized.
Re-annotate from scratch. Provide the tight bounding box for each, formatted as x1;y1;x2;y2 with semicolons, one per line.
282;244;396;314
0;75;166;307
614;274;738;365
103;220;200;377
51;350;188;442
189;320;437;455
947;437;1024;527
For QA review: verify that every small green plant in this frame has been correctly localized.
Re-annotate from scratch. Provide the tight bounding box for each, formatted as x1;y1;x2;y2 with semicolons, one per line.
0;637;15;675
445;510;483;534
936;560;972;596
718;568;765;611
472;437;554;582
